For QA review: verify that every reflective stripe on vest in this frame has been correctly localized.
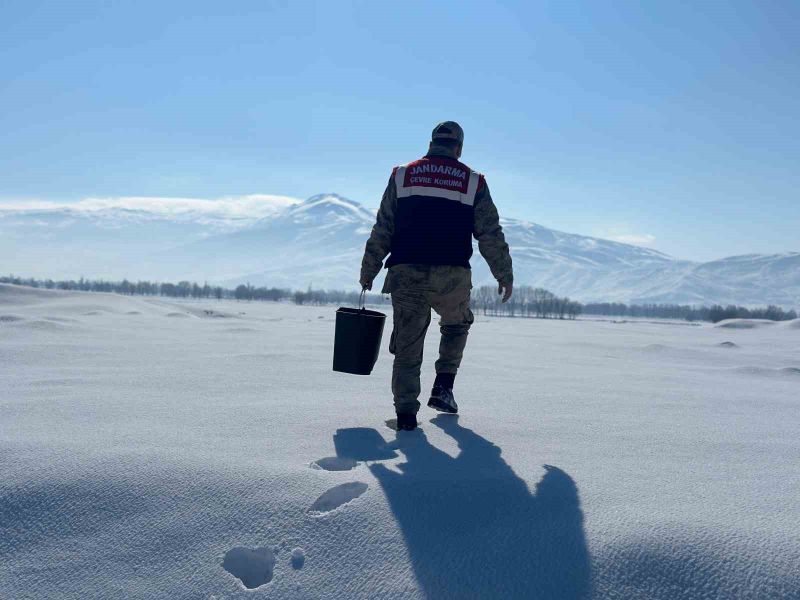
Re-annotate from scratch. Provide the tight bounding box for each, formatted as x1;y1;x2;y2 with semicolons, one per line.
394;165;480;206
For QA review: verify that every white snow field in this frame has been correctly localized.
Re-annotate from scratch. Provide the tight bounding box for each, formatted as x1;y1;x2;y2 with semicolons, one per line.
2;283;799;599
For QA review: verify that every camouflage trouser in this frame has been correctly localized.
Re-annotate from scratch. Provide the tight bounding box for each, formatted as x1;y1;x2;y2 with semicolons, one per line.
382;264;474;414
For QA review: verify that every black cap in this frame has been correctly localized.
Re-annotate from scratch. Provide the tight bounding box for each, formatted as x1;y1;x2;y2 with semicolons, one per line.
431;121;464;144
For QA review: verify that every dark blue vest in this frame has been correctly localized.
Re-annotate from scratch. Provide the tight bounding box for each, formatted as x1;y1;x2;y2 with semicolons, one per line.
386;155;482;269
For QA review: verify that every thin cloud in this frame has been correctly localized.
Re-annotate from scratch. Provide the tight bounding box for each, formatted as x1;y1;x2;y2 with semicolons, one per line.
607;233;656;246
0;194;301;221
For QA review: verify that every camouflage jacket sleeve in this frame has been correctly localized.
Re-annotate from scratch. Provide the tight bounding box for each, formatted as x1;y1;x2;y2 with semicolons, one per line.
360;173;397;285
473;180;513;285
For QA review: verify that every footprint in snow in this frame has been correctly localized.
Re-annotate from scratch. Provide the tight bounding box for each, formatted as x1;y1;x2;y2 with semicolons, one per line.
307;482;368;515
311;456;358;471
291;547;306;569
221;544;307;589
222;436;378;587
222;546;276;589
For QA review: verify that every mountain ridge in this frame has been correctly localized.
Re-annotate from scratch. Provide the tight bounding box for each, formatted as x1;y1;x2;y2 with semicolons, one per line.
1;193;797;307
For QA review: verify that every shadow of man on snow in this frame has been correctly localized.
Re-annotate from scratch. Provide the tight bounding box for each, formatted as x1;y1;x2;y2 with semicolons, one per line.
334;416;590;599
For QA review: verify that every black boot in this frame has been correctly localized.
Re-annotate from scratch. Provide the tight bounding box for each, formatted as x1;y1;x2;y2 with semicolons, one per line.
427;373;458;414
396;413;418;431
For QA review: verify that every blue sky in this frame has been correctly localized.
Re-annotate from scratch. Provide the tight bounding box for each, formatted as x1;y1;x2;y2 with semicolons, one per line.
2;0;798;261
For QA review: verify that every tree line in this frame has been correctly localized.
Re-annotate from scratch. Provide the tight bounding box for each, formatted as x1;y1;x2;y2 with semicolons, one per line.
1;275;795;323
232;283;390;306
0;275;389;307
581;301;797;323
473;286;583;319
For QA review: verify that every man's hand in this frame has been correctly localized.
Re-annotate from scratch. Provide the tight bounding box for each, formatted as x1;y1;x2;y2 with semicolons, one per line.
498;281;513;303
360;277;373;291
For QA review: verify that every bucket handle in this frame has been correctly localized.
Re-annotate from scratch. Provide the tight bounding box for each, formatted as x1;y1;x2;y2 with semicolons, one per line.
359;289;366;311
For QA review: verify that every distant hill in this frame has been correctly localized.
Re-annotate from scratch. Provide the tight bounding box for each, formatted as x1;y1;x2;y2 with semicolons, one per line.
2;193;798;307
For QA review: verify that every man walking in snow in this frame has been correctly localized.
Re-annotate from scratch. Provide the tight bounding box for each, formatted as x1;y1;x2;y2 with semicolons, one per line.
360;121;513;431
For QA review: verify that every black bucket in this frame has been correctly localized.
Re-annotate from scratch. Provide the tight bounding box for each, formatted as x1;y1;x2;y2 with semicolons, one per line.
333;293;386;375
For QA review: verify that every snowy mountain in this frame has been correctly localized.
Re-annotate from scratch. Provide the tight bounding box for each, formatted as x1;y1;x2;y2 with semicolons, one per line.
501;222;800;306
0;194;298;281
2;193;798;307
140;194;377;285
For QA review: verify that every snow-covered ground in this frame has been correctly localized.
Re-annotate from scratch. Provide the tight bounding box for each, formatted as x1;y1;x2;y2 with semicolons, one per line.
2;283;799;599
